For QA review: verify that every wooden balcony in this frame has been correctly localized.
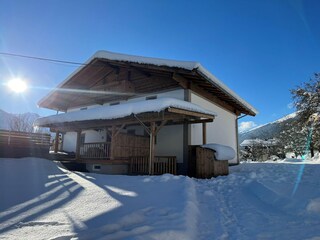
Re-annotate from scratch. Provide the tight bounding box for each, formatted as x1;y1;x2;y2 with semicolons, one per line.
80;142;110;159
68;133;177;175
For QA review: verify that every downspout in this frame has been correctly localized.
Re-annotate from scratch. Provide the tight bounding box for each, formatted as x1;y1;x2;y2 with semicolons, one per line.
232;114;248;166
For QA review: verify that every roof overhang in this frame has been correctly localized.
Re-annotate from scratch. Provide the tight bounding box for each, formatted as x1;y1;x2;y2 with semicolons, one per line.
38;50;258;116
35;98;216;132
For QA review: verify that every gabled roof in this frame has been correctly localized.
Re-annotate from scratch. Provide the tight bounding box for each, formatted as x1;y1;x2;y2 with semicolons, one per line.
38;50;258;116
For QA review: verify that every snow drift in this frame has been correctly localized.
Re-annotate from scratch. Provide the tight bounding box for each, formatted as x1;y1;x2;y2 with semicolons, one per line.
0;157;320;239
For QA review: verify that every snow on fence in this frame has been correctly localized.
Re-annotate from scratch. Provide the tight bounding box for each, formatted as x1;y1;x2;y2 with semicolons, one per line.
0;130;51;158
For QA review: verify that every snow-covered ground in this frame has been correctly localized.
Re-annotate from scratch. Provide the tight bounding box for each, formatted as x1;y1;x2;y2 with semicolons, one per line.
0;157;320;240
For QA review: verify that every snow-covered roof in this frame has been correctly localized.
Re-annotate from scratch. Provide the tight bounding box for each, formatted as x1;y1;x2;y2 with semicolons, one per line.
95;50;200;70
38;50;258;116
240;139;278;147
34;98;216;127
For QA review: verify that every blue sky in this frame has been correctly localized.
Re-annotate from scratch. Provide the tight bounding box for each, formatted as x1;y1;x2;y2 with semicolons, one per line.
0;0;319;130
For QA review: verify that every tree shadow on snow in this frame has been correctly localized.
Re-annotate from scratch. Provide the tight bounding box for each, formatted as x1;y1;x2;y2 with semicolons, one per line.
71;172;187;240
0;158;84;235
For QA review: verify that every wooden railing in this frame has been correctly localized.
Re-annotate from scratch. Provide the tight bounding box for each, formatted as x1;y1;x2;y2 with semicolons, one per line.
130;156;177;175
80;142;110;159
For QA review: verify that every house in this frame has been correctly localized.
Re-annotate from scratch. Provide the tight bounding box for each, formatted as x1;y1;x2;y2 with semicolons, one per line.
240;138;278;161
34;51;257;176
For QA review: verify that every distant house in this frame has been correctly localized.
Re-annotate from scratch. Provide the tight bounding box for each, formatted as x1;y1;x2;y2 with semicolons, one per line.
35;51;257;175
240;138;278;161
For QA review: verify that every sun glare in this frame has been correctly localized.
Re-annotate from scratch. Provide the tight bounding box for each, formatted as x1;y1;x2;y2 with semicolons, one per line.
7;78;28;93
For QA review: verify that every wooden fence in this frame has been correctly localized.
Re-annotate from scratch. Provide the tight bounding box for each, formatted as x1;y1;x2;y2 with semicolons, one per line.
113;133;149;158
0;130;51;158
130;156;177;175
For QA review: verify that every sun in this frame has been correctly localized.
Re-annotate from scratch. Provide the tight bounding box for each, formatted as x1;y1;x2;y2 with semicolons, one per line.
7;78;28;93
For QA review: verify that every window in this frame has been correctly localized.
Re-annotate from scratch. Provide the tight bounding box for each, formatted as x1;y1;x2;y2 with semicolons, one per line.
110;102;120;106
80;107;87;110
146;95;157;100
92;164;101;171
127;129;136;135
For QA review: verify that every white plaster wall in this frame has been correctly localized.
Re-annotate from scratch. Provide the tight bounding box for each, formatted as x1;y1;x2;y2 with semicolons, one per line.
155;125;184;163
62;129;107;152
126;89;185;103
63;132;77;152
83;129;106;143
67;104;100;113
67;89;184;111
190;92;238;164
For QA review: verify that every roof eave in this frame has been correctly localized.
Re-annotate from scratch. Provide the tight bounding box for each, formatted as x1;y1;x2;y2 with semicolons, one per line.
194;65;258;116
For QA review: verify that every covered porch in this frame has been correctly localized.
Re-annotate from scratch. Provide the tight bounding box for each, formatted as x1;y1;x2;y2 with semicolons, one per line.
35;98;216;175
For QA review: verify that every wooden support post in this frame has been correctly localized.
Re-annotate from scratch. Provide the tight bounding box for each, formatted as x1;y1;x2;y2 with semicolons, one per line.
149;122;156;175
114;124;126;138
54;131;59;153
155;120;167;135
75;130;81;160
110;125;116;160
202;122;207;145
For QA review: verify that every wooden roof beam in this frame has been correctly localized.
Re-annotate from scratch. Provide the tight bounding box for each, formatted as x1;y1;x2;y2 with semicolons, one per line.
129;65;152;78
99;60;154;80
167;108;215;120
88;68;115;89
172;72;191;89
172;73;239;115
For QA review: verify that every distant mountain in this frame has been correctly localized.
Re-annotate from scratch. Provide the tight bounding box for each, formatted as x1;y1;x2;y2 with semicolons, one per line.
239;112;297;143
0;109;40;131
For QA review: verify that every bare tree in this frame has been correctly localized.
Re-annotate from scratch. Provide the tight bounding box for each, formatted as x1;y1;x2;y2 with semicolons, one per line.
9;114;34;132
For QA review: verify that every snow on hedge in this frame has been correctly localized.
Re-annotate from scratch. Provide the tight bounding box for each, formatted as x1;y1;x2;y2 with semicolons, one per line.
34;97;216;126
240;138;278;147
201;143;236;160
